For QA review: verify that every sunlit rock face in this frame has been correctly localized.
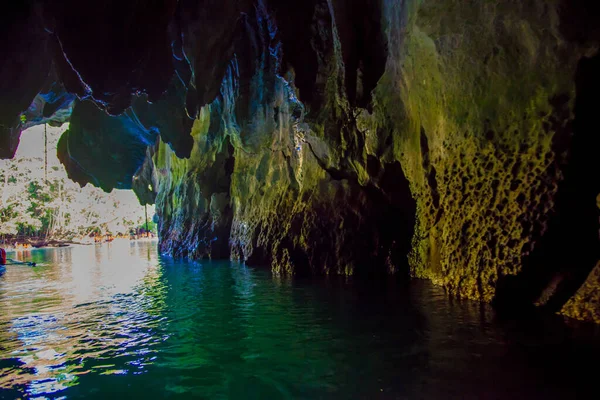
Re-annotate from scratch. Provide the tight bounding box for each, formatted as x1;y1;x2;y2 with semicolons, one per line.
1;0;599;321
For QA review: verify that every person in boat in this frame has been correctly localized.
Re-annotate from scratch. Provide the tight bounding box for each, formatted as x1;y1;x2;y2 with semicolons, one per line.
0;247;36;267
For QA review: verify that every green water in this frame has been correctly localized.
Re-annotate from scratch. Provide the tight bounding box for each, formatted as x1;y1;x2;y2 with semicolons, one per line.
0;242;598;399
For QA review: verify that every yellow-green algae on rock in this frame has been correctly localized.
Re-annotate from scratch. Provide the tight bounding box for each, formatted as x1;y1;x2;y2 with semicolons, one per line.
562;262;600;323
387;0;583;302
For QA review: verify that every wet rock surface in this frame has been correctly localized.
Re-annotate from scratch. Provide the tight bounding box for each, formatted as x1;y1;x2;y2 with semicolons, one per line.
1;0;599;322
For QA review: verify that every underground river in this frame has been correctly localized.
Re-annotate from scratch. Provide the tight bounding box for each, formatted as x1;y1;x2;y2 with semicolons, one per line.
1;241;599;399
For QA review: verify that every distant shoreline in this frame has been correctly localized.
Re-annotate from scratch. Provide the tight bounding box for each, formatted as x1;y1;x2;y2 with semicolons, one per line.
2;237;158;251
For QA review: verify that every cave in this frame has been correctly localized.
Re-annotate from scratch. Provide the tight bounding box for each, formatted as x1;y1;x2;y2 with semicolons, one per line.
2;0;599;320
1;0;600;397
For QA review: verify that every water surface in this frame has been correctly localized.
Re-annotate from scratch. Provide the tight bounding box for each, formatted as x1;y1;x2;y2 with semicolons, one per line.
0;242;598;399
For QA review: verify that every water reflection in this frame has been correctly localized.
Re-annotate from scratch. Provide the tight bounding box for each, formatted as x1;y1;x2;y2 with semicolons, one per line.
0;242;166;398
1;242;599;399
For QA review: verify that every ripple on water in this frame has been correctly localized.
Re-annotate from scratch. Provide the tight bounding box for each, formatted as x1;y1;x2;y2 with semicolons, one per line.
1;242;600;399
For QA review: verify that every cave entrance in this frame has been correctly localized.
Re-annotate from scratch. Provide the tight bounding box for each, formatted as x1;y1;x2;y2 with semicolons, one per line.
0;124;156;248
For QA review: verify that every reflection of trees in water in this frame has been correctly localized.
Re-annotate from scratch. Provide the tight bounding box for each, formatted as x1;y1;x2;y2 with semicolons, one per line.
0;242;166;397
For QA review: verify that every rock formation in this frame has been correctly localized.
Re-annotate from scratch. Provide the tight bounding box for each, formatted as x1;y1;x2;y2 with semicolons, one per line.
1;0;599;321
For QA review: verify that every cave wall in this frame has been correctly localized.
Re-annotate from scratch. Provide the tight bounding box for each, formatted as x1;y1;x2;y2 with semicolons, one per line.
150;0;600;317
150;0;417;278
1;0;599;321
393;0;600;311
388;0;584;302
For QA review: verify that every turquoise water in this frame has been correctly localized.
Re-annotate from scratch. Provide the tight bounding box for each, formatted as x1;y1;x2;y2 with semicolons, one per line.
0;242;598;399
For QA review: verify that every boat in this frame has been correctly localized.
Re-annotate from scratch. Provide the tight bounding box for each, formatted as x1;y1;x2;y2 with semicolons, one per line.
3;259;37;267
1;248;36;267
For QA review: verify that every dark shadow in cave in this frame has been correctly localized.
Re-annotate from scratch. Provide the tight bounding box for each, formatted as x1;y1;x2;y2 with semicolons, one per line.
270;0;387;111
294;159;416;280
494;52;600;315
365;160;418;278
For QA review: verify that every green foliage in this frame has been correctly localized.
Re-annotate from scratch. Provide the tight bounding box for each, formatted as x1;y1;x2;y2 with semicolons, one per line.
138;220;157;233
0;205;17;220
1;172;147;238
